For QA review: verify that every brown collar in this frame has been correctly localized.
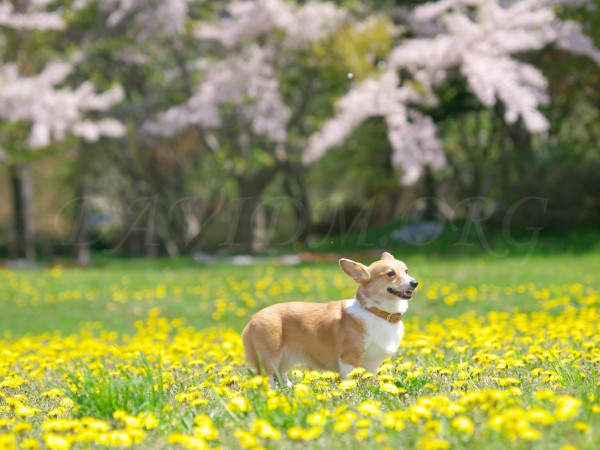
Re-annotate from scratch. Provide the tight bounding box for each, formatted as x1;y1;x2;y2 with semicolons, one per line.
367;306;403;324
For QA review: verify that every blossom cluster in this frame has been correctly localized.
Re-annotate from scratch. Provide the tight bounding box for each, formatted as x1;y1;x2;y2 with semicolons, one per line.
147;0;345;145
0;0;126;153
306;0;600;184
194;0;345;49
146;45;291;143
0;63;125;149
73;0;190;37
0;0;64;31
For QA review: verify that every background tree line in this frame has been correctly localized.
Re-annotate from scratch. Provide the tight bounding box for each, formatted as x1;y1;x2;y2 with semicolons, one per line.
1;0;599;263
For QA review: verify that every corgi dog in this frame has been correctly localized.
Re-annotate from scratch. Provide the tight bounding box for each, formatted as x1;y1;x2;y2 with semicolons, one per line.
242;252;418;386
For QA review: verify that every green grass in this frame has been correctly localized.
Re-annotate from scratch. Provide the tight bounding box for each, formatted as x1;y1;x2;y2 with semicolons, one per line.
1;250;600;449
2;251;599;336
65;357;169;420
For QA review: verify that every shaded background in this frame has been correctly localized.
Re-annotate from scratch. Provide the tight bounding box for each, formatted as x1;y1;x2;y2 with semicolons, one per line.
1;0;599;265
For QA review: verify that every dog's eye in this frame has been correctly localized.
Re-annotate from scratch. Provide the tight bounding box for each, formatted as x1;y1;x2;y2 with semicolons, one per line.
405;269;409;274
387;271;395;277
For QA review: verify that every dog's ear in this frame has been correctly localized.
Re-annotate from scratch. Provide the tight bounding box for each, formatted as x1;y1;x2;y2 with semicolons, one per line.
381;252;395;261
339;258;370;283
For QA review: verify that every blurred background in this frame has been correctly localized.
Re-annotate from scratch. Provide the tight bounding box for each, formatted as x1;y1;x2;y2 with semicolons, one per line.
1;0;599;265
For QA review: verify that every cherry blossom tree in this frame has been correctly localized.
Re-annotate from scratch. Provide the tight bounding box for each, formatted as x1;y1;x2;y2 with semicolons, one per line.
0;0;125;261
305;0;600;187
145;0;347;253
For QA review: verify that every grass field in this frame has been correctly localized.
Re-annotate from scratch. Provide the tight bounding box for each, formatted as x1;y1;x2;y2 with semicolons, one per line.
1;251;600;449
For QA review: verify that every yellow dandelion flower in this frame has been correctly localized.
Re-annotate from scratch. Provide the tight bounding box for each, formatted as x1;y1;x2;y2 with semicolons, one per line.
81;418;109;433
193;415;219;440
487;413;502;430
378;363;394;373
355;428;369;440
409;404;432;421
14;404;41;417
98;430;133;447
0;418;16;427
451;416;474;435
307;411;328;426
0;433;17;450
356;418;371;428
424;419;442;435
358;400;382;416
287;426;322;440
378;373;394;382
42;420;79;432
43;433;71;450
347;367;366;378
21;438;39;450
518;427;541;441
246;375;268;388
555;395;581;421
333;419;352;433
338;379;357;390
527;407;554;425
139;412;158;430
380;382;400;394
333;411;356;433
59;398;74;408
167;433;208;450
41;389;64;399
234;429;258;448
294;383;310;397
417;438;451;450
113;410;140;428
535;389;555;401
384;411;405;431
252;419;280;439
46;407;66;417
127;428;146;444
228;395;251;413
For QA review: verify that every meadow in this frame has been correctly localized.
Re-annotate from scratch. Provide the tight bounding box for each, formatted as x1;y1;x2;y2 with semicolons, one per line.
1;251;599;449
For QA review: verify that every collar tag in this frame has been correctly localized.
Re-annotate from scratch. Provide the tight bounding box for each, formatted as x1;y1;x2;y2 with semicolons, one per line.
386;312;403;323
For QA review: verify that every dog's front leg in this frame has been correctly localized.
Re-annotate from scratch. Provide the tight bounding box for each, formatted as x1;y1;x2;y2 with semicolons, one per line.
338;352;363;379
338;359;357;379
361;358;383;376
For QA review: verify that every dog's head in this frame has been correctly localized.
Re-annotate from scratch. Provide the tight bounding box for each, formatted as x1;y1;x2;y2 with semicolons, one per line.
339;252;418;307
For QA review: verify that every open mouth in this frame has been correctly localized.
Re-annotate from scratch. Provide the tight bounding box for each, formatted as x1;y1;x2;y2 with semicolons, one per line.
387;287;413;300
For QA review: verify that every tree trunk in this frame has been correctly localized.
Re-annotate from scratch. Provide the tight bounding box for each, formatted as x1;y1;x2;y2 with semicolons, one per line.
282;163;310;245
423;165;438;221
234;182;266;254
72;144;92;267
10;163;36;261
74;176;92;267
233;167;278;254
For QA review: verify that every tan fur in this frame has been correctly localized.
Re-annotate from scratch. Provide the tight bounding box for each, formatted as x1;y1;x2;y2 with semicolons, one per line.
242;252;418;384
242;301;365;376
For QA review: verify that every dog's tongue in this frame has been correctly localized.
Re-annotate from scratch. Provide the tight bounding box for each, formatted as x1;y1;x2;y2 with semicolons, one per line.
389;287;413;299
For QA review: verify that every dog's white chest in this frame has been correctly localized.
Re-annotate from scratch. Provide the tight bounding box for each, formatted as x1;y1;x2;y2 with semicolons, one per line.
345;299;405;358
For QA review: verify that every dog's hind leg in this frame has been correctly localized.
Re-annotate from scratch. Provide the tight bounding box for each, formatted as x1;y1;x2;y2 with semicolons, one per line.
242;318;283;386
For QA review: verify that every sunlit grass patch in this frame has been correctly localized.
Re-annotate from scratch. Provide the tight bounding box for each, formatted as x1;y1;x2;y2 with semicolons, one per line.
65;357;168;420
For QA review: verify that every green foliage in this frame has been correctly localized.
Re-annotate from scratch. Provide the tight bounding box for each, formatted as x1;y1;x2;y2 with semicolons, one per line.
65;357;168;419
320;16;394;81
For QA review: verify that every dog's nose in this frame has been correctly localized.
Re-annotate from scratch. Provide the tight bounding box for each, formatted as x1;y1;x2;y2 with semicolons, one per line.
410;280;419;288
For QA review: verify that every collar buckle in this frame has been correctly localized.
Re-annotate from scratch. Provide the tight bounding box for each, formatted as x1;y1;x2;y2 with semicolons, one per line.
386;312;403;323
